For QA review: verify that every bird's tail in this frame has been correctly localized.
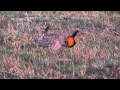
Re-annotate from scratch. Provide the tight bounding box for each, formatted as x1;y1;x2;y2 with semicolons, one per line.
44;26;49;33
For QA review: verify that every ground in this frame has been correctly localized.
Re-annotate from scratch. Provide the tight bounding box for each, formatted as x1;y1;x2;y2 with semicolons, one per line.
0;11;119;79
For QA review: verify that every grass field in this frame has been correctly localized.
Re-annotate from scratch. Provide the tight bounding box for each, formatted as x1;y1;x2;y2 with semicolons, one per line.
0;11;120;79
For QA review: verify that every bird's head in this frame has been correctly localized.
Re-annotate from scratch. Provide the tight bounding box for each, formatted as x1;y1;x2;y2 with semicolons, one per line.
64;30;79;48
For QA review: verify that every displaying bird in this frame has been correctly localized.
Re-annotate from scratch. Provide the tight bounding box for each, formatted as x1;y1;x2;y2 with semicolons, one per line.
64;30;79;48
39;26;79;52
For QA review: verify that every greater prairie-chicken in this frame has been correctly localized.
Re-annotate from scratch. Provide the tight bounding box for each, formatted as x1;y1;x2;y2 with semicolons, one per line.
39;26;79;52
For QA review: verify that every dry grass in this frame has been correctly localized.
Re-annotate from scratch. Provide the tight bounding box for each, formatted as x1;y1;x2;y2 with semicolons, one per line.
0;11;120;79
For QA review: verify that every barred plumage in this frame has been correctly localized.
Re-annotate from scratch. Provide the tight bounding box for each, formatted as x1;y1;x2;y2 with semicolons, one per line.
39;26;79;52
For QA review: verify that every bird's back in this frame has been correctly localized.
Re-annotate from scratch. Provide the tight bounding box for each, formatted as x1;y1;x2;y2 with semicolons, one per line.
39;33;65;49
